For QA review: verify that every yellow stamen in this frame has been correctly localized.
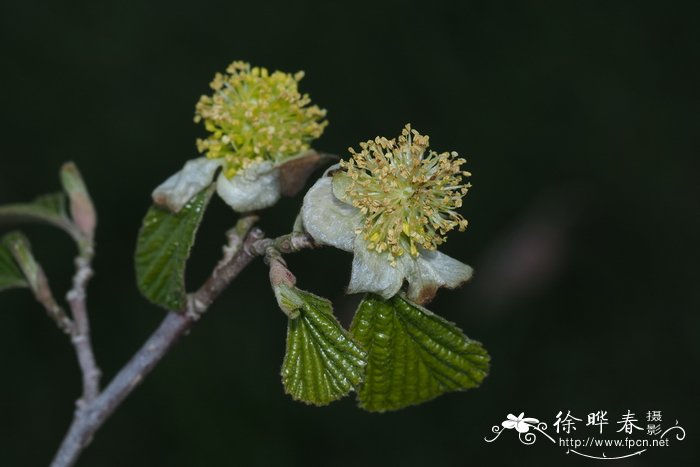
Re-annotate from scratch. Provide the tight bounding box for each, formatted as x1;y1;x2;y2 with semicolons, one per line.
338;124;471;263
194;61;328;178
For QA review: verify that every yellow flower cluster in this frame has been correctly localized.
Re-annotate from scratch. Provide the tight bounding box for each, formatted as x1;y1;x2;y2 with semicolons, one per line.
194;61;328;178
339;125;470;265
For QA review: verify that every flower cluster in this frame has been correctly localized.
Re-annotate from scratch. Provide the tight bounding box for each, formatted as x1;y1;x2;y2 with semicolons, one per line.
152;61;327;213
302;125;474;304
194;61;328;178
152;62;474;305
335;125;470;266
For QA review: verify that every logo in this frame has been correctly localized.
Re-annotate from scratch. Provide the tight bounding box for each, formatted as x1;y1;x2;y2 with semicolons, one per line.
484;410;686;460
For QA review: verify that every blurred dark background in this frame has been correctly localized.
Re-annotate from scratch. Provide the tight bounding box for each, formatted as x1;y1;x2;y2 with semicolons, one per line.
0;1;698;465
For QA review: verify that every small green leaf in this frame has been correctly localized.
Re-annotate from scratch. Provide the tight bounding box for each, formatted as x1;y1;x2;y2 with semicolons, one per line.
2;232;40;290
0;192;72;234
351;294;489;412
282;288;367;406
135;188;213;310
32;192;68;216
0;241;28;292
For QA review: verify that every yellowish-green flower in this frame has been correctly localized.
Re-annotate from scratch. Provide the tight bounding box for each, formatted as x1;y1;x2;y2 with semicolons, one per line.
337;125;470;265
195;61;328;179
301;125;473;304
152;61;328;213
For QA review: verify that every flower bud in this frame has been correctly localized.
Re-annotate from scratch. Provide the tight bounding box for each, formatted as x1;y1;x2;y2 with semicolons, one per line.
60;162;96;239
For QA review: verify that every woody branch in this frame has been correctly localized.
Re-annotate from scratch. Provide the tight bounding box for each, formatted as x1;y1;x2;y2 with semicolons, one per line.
50;216;315;467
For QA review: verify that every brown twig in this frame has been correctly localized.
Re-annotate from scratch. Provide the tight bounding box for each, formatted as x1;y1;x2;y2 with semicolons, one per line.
50;218;315;467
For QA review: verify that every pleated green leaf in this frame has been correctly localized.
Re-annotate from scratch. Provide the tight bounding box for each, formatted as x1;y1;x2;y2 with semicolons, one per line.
282;288;367;406
135;188;213;311
0;241;27;292
0;192;72;234
351;294;490;412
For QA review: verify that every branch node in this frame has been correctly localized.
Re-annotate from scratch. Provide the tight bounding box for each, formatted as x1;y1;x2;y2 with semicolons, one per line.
71;335;87;344
50;220;321;467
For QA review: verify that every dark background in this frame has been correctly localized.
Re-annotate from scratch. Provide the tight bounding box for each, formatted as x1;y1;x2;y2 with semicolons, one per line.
0;1;698;465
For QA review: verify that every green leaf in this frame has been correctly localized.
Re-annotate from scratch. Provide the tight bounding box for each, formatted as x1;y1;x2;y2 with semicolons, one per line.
0;192;72;234
134;188;213;310
281;288;367;406
2;231;40;290
0;241;28;292
351;294;489;412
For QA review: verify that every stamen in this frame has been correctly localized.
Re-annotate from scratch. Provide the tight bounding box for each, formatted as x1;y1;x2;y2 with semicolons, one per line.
195;61;328;177
339;124;471;263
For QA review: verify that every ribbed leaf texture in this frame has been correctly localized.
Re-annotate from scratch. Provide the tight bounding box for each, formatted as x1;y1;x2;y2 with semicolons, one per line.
135;188;212;310
351;294;489;412
282;288;367;405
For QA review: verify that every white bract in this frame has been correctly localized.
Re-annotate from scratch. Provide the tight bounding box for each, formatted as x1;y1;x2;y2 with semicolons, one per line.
152;157;281;213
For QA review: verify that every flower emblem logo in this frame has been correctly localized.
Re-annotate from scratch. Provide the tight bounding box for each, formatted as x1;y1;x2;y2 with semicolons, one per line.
502;413;540;433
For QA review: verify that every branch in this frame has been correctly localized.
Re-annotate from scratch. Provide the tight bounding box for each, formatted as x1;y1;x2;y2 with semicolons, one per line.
248;231;316;257
62;161;102;404
50;217;312;467
186;215;260;316
66;246;101;405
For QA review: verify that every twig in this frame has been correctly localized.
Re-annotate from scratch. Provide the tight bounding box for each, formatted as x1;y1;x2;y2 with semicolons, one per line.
66;245;101;405
50;218;313;467
33;265;74;335
248;231;316;257
186;215;260;317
